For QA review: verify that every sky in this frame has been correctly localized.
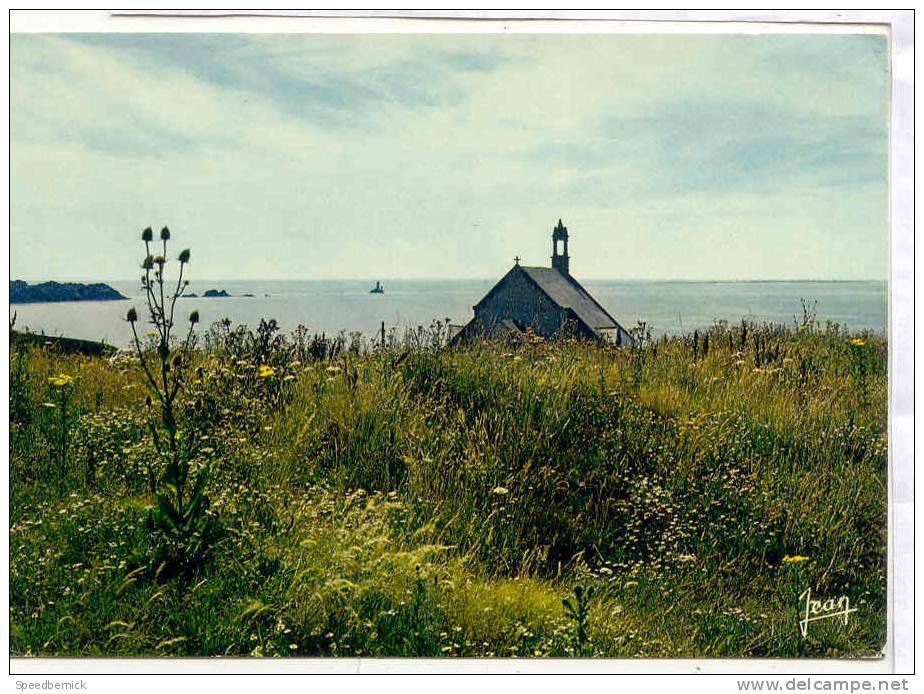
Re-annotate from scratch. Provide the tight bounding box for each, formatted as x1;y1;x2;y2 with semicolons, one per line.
10;31;889;281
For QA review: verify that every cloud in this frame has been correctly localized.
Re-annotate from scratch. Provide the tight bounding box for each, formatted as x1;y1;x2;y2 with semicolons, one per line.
9;31;889;282
11;34;281;156
53;33;508;132
519;34;888;201
608;100;886;193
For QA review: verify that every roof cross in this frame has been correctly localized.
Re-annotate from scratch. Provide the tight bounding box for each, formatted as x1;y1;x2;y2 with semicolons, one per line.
514;255;521;265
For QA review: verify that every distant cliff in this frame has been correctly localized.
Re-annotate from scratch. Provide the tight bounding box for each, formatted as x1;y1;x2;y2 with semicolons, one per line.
11;330;116;356
10;280;128;304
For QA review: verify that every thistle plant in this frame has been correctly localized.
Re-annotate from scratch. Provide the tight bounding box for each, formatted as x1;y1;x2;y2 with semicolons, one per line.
46;373;75;482
127;226;212;572
847;336;873;408
9;314;33;428
562;582;595;657
628;320;652;392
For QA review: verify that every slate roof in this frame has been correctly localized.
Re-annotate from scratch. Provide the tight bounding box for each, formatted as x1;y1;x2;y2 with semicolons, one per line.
518;266;618;330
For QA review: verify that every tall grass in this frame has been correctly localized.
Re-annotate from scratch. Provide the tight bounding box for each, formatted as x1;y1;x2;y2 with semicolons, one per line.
9;316;887;657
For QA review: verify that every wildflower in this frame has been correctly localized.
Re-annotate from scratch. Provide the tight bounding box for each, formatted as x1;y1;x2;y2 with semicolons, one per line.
153;255;166;266
141;227;153;242
849;338;866;346
160;226;171;241
48;374;74;387
178;249;190;263
782;555;810;564
258;365;276;378
491;486;509;495
142;255;154;270
126;307;138;323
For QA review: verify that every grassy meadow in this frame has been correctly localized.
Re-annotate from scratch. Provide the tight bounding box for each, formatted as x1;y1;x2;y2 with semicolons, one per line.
9;313;887;658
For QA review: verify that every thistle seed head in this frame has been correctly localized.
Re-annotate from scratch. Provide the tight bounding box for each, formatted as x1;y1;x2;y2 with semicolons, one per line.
189;310;200;324
160;226;171;241
178;248;191;264
126;307;138;323
142;227;153;242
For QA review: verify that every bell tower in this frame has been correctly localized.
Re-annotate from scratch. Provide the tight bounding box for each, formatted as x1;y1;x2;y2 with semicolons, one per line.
551;219;570;275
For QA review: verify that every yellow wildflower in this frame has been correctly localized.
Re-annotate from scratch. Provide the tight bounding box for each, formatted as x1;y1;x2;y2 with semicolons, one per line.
849;338;866;346
491;486;509;495
47;373;74;387
782;555;810;564
258;365;275;378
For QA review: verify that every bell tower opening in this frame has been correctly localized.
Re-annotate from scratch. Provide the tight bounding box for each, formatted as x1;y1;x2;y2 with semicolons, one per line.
551;218;570;275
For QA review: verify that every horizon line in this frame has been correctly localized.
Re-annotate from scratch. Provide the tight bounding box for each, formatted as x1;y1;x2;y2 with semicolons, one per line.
9;276;890;284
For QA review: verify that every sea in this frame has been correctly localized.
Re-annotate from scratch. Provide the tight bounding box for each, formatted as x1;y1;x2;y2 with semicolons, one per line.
9;279;888;350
